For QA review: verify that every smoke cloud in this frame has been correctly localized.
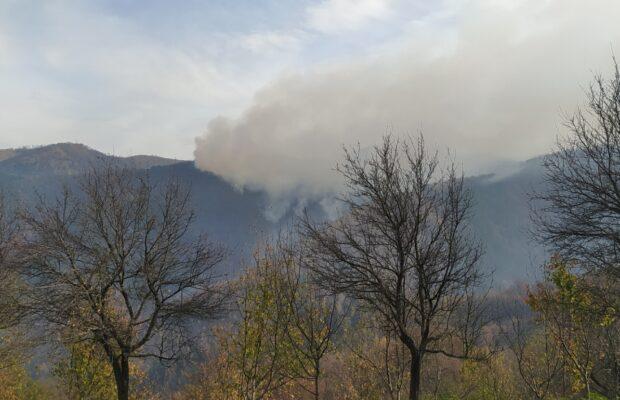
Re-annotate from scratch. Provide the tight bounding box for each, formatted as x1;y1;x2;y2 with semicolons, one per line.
195;0;620;198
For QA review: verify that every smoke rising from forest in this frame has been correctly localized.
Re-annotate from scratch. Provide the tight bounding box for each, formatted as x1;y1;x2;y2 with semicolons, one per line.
195;0;620;198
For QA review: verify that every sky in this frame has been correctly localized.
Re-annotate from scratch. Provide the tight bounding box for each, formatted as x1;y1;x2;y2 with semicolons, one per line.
2;0;620;197
1;0;423;156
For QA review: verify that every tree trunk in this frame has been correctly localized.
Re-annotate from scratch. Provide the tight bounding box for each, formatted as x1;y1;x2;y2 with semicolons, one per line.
314;359;320;400
409;352;421;400
112;354;130;400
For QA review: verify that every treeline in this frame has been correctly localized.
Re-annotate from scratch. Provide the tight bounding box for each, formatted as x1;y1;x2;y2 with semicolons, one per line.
0;64;619;400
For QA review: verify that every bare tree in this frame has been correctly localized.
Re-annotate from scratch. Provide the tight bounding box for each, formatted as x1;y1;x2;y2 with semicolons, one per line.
19;166;227;400
224;241;294;400
299;135;488;400
0;194;25;332
501;311;566;399
532;61;620;397
533;60;620;280
281;245;344;400
342;314;410;400
0;194;32;368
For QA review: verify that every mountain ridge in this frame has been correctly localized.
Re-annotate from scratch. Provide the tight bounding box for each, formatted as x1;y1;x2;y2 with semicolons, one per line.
0;142;183;176
0;143;548;283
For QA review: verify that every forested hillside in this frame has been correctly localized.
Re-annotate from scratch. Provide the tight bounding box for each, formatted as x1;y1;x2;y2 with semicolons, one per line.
0;142;544;282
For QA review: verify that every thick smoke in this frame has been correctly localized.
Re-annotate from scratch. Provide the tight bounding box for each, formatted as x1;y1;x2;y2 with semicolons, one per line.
195;0;620;198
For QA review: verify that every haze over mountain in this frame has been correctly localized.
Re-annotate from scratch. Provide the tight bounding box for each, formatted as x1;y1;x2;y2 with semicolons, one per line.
0;143;547;284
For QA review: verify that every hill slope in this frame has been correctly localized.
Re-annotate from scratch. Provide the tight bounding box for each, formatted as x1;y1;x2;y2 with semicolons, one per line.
0;143;548;282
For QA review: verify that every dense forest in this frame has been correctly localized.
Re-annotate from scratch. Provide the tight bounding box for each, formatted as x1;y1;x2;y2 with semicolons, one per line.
0;66;619;400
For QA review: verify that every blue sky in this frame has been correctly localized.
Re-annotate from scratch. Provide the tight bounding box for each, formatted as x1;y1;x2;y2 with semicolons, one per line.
2;1;620;196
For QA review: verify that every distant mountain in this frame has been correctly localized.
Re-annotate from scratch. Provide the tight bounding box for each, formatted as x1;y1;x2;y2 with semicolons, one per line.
0;143;183;204
467;157;547;283
0;143;549;283
0;143;179;176
0;143;282;275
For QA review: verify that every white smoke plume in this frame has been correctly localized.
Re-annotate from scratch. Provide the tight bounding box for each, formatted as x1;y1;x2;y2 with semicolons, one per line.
195;0;620;198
